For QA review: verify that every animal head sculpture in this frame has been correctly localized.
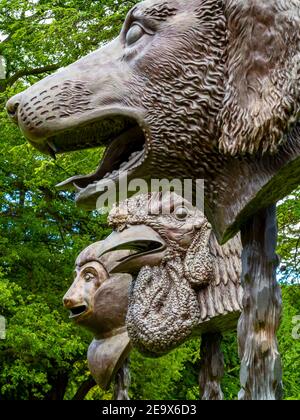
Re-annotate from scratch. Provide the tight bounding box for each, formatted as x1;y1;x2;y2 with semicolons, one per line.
6;0;300;242
99;193;242;355
63;242;132;389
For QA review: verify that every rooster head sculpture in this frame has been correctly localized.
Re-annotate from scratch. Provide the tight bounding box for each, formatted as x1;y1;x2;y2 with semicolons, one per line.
99;193;242;355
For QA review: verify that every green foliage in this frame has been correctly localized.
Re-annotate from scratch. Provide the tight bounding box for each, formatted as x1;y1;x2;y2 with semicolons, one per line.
0;0;138;93
0;0;136;400
277;192;300;283
0;277;90;399
129;341;200;400
0;0;299;400
278;286;300;399
0;116;109;398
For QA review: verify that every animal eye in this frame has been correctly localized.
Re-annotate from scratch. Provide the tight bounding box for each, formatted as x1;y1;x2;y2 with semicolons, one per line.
84;272;94;282
126;24;145;46
174;206;189;220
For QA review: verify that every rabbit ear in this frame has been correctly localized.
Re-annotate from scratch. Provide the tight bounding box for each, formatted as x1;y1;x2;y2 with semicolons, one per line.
219;0;300;155
184;222;214;287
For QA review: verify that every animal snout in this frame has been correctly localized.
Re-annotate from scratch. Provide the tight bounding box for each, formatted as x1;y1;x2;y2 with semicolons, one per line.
6;94;21;123
63;292;88;319
6;79;93;143
63;294;82;309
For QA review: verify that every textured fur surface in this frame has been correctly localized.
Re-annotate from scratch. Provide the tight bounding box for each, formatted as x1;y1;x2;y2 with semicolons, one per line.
220;0;300;155
10;0;300;156
7;0;300;241
127;0;300;164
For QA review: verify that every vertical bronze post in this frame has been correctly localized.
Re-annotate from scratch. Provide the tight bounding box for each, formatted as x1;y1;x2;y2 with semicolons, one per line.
238;205;283;400
113;359;131;400
199;333;224;400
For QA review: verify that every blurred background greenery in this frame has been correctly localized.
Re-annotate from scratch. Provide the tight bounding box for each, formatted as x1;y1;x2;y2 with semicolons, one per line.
0;0;299;400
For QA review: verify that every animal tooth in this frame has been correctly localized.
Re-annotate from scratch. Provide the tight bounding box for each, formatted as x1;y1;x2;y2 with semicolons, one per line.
73;182;83;192
47;141;57;159
47;140;58;153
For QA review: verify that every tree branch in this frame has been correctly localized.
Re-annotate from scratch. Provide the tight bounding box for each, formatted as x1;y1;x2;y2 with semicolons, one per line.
5;64;60;88
72;377;96;400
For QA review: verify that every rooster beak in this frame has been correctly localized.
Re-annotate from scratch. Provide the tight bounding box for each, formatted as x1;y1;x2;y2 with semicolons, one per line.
98;225;166;274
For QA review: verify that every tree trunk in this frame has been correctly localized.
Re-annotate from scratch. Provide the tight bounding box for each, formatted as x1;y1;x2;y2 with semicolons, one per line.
113;359;131;400
72;377;96;400
45;373;69;400
199;333;224;400
238;204;283;400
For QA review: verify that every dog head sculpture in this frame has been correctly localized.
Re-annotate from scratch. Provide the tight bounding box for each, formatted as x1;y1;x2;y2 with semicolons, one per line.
7;0;300;241
63;242;132;389
98;192;242;355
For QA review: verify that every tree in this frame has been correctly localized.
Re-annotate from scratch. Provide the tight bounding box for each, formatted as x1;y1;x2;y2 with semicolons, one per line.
0;0;137;94
277;191;300;283
0;0;136;400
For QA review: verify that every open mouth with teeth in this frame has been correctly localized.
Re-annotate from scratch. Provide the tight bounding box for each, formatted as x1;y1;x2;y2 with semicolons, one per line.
69;304;88;320
39;110;150;209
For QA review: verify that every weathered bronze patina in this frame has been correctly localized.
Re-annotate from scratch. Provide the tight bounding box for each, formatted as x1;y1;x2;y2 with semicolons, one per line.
102;192;242;399
63;242;132;396
7;0;299;400
6;0;300;243
100;193;242;355
68;193;243;399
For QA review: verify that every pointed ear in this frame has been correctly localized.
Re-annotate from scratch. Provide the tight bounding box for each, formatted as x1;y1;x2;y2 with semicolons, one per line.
219;0;300;155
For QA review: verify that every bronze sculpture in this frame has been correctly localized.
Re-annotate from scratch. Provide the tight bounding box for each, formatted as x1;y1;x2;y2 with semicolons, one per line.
63;242;132;399
102;193;242;354
103;193;243;399
6;0;300;399
66;194;242;400
6;0;300;240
